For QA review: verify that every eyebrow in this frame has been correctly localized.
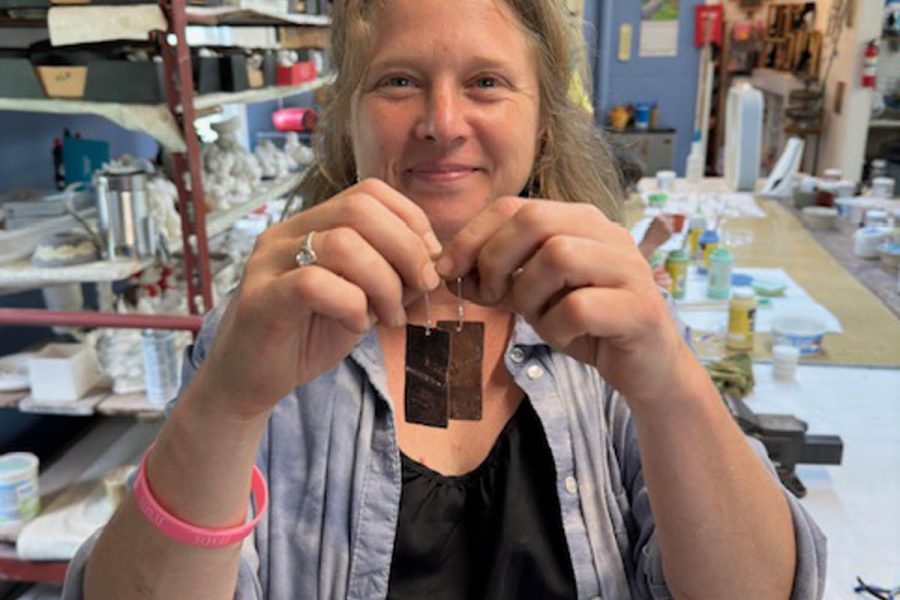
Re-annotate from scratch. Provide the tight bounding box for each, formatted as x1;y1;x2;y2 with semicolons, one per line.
368;55;520;75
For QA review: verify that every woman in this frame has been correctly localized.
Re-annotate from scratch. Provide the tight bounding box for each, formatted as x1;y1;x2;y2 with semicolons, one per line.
66;0;825;598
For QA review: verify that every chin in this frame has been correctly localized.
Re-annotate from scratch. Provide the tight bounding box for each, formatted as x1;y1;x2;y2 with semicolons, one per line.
406;191;492;243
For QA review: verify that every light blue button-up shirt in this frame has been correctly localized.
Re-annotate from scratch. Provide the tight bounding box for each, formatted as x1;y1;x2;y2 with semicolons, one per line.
64;302;826;599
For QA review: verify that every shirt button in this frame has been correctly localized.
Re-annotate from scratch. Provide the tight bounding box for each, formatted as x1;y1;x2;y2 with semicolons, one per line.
509;346;527;364
565;476;578;495
526;364;544;380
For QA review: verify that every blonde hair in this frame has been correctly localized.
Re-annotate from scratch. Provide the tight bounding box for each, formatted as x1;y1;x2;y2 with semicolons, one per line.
297;0;624;222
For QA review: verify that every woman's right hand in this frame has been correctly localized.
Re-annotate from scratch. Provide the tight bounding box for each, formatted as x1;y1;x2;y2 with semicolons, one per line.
193;178;442;422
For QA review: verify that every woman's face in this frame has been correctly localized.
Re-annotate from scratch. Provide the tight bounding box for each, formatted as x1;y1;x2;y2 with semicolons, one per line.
351;0;541;242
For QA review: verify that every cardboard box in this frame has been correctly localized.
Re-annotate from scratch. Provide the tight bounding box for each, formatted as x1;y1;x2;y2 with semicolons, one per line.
36;66;88;99
193;55;222;95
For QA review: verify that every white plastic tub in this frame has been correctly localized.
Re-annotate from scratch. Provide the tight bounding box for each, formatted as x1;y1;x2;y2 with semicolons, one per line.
771;315;827;355
0;452;40;527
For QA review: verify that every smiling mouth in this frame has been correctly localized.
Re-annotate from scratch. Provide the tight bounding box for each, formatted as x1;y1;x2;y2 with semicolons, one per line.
406;166;481;183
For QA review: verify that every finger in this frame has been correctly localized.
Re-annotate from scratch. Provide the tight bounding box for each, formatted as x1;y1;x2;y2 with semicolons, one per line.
474;202;617;305
434;195;526;280
511;237;643;319
255;231;409;327
268;265;371;334
531;287;639;349
282;178;442;256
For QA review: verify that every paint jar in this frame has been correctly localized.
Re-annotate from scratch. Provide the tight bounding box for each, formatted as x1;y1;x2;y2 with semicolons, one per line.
0;452;40;527
656;170;676;192
687;215;706;259
772;345;800;382
665;249;689;299
865;209;890;228
707;247;734;299
871;177;896;198
142;330;180;406
822;168;842;182
699;229;720;271
814;181;837;207
726;288;757;351
854;227;889;259
634;103;651;130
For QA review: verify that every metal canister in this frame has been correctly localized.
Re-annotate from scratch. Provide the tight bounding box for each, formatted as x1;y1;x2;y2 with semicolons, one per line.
94;165;155;259
707;247;734;299
142;329;179;406
726;288;757;351
664;249;688;299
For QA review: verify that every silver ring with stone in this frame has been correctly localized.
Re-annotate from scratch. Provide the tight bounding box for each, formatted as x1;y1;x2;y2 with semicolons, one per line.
295;231;318;268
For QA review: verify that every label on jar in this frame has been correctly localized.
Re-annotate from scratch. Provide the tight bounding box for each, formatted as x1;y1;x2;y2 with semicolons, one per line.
727;304;756;350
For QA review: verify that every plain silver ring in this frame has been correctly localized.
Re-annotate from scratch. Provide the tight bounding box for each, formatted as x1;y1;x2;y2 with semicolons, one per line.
295;230;318;268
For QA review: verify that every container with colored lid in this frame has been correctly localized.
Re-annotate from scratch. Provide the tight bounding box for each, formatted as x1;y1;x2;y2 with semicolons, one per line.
726;288;757;351
665;249;689;299
707;247;734;299
0;452;40;527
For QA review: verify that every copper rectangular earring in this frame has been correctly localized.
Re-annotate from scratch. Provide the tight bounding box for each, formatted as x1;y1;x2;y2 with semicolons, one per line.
439;277;483;420
404;279;484;428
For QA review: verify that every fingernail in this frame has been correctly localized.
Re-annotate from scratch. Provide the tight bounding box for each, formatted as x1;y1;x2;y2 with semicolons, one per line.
435;254;453;277
424;232;442;257
421;262;441;291
392;307;407;327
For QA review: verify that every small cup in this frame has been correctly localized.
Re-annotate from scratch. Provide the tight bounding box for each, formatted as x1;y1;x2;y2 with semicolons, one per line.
772;345;800;381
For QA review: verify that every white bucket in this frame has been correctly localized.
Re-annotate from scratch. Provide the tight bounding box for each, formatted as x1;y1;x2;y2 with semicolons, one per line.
0;452;40;527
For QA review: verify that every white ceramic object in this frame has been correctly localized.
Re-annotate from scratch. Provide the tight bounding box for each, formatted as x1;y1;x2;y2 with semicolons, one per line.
823;168;842;181
865;209;890;228
27;343;102;403
771;315;827;355
0;452;39;527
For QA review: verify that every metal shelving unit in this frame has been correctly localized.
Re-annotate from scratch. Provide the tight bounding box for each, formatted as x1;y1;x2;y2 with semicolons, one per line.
0;1;329;582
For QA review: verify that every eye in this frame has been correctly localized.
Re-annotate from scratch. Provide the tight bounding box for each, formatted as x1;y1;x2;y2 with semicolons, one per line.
474;76;499;89
382;76;415;88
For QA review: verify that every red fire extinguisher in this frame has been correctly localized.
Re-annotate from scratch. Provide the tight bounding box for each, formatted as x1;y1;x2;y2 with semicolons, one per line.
862;40;879;89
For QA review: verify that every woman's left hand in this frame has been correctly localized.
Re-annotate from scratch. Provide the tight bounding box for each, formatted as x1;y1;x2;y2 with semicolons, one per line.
435;196;692;409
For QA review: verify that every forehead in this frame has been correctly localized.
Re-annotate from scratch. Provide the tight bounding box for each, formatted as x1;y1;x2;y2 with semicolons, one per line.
367;0;535;68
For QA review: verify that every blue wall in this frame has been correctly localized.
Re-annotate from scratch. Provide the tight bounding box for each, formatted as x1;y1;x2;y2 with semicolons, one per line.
0;112;158;191
593;0;703;175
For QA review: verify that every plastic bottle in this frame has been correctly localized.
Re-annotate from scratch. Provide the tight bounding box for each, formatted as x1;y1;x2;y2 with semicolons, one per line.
707;246;734;299
698;229;720;271
665;249;689;299
726;288;757;351
684;132;705;183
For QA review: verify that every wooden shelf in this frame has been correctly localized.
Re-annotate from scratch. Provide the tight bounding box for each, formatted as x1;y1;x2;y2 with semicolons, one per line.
869;119;900;130
191;75;332;111
0;76;331;152
0;258;149;289
185;6;330;26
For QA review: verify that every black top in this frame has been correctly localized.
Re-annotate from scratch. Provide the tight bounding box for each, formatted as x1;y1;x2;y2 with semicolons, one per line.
387;399;577;600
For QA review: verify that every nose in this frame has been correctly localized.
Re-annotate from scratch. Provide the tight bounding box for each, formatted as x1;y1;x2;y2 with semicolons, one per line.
415;81;468;144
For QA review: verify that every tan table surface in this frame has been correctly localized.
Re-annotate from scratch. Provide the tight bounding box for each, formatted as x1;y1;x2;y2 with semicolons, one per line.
625;197;900;367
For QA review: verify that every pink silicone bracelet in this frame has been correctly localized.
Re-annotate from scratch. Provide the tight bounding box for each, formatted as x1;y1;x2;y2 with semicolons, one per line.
133;446;268;548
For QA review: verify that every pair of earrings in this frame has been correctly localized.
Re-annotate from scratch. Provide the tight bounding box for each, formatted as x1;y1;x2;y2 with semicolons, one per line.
404;278;484;428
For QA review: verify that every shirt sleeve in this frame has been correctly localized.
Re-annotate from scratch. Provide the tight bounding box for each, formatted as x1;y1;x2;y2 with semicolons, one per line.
60;301;265;599
609;392;827;600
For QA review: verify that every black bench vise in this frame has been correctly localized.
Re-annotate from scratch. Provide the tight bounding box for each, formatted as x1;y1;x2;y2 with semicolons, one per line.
722;394;843;498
